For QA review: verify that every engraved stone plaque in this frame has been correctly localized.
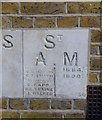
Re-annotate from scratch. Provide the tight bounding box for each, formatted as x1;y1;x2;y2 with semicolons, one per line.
2;30;23;97
24;29;90;99
2;29;89;98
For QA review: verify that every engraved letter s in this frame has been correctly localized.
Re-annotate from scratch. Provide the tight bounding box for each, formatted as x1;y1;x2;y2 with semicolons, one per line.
44;35;55;49
3;35;13;48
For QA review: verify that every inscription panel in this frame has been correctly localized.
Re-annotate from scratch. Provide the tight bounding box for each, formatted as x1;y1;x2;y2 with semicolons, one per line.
2;30;23;97
24;29;90;99
24;66;55;97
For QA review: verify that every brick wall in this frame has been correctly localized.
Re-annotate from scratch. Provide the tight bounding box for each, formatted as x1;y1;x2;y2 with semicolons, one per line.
0;2;102;119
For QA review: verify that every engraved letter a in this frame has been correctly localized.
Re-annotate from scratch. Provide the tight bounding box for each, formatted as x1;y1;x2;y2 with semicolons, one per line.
35;52;46;65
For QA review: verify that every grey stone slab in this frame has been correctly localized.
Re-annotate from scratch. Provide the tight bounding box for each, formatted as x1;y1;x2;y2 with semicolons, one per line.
24;29;90;99
2;30;23;97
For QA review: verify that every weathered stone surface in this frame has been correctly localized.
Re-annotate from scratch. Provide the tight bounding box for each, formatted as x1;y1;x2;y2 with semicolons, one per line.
23;29;89;99
2;30;23;97
2;29;89;98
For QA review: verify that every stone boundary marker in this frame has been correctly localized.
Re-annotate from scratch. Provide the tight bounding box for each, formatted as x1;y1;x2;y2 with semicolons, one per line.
2;29;90;99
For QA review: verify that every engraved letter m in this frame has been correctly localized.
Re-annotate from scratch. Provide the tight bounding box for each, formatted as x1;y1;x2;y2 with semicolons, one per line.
64;52;78;66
